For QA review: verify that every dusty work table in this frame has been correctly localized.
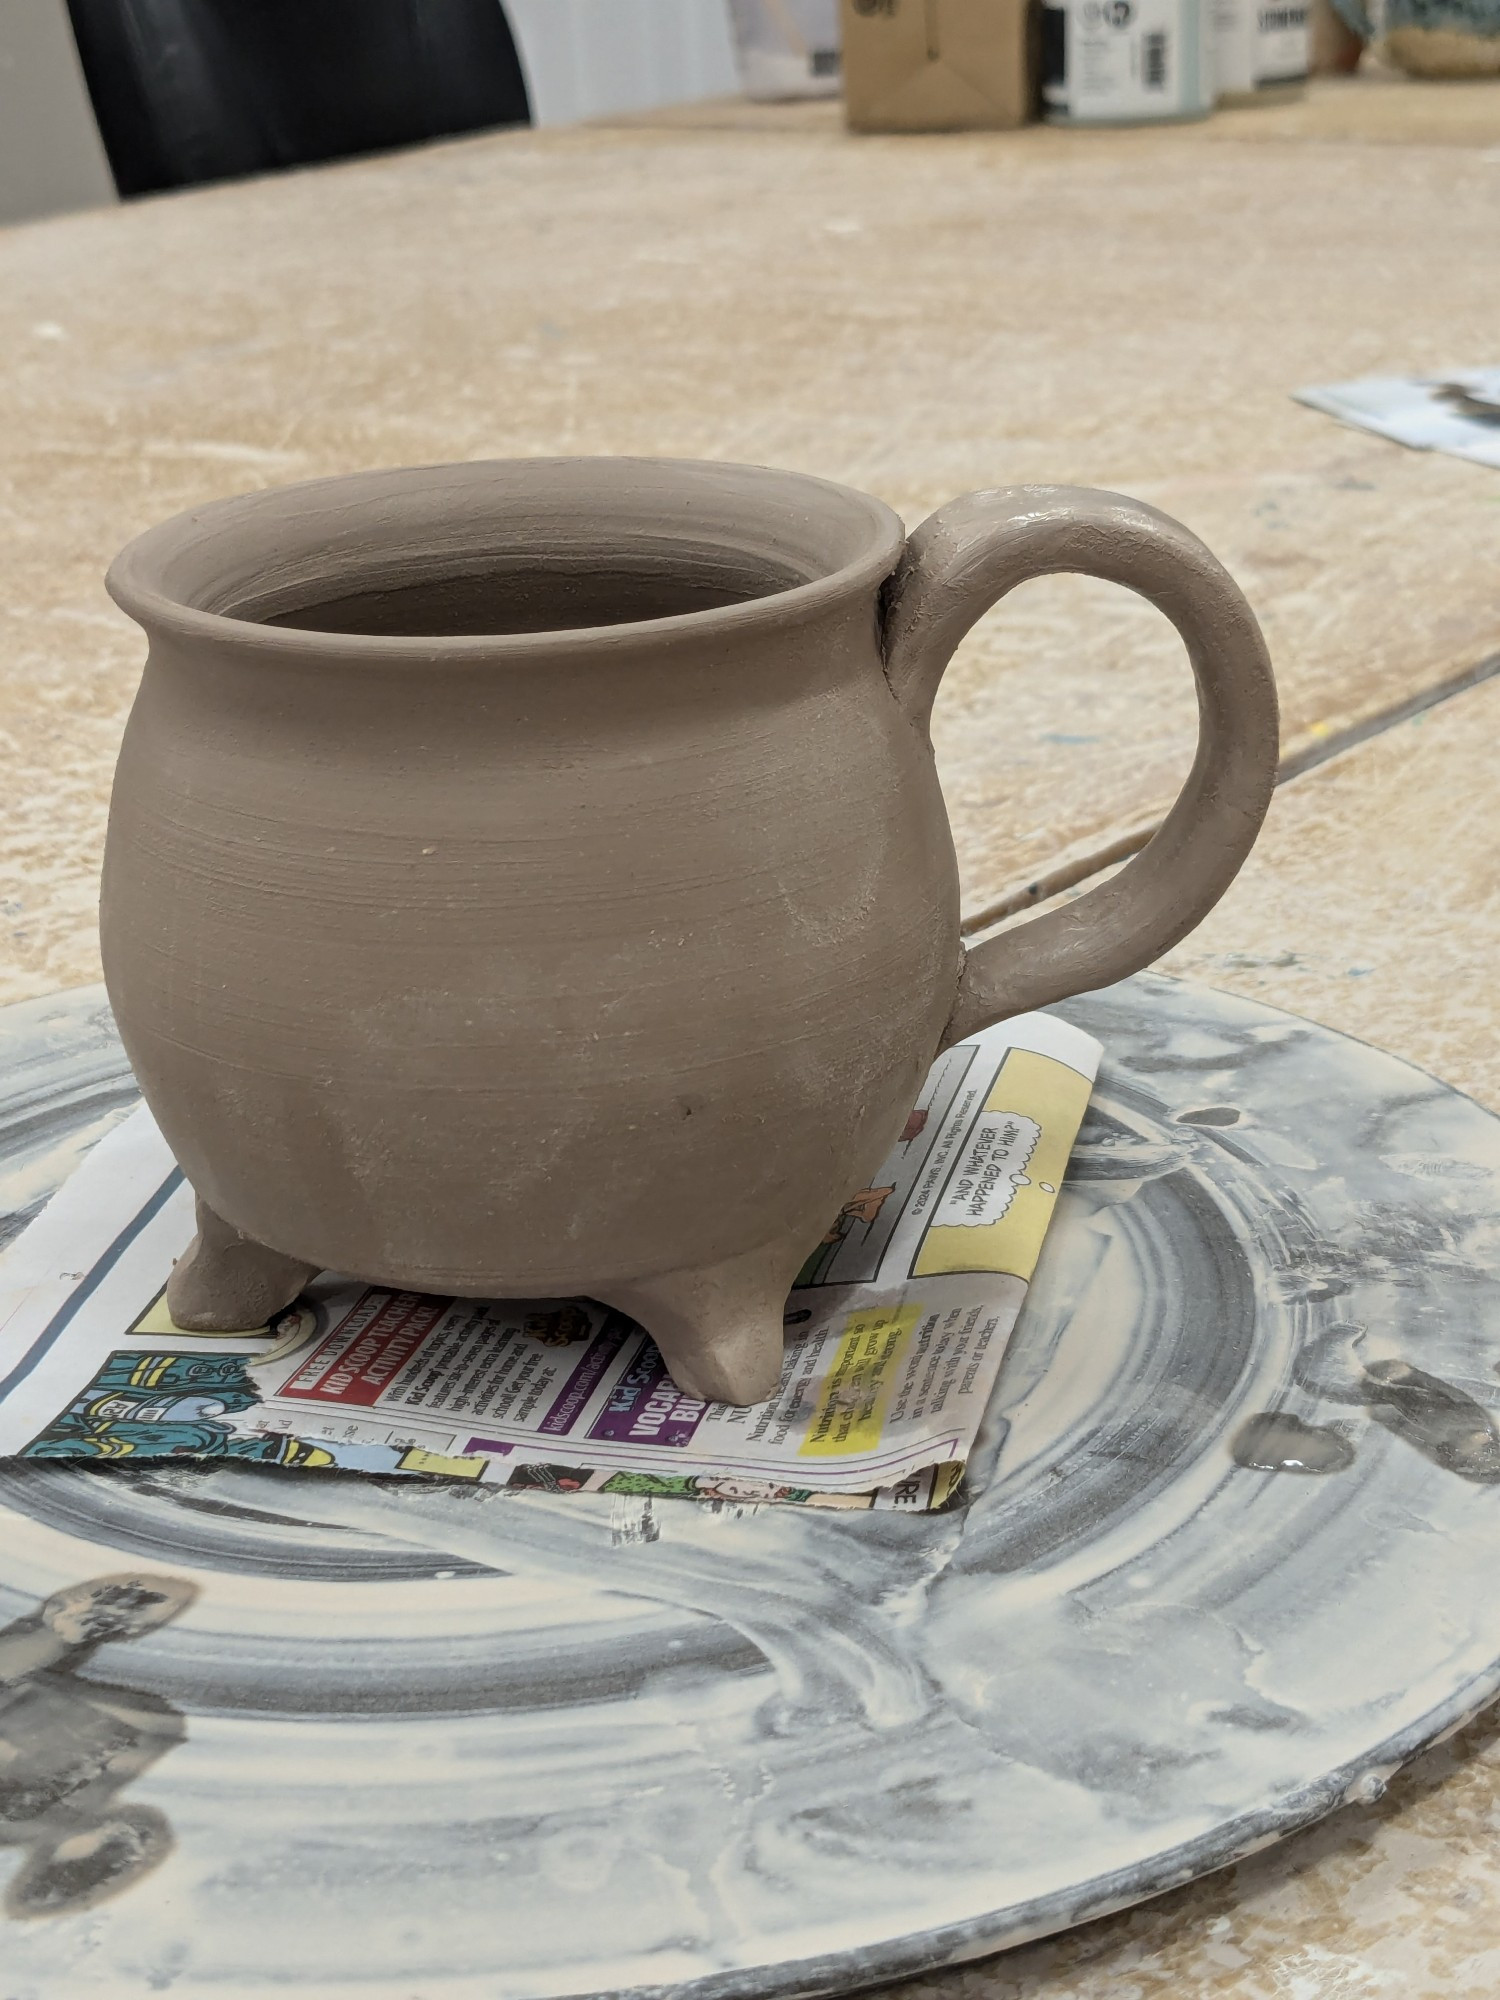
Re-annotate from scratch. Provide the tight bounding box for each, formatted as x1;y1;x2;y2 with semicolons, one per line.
3;67;1500;1998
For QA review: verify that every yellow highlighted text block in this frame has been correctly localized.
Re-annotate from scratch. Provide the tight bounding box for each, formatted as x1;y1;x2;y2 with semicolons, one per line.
800;1302;922;1458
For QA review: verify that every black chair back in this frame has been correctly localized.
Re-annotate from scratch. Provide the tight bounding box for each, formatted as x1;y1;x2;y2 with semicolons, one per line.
67;0;531;196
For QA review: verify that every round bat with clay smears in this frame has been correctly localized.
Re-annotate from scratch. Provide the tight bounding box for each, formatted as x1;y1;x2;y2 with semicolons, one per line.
100;459;1278;1404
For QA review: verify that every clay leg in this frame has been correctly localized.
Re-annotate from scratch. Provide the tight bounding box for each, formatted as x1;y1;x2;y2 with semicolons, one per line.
166;1196;317;1333
602;1238;804;1406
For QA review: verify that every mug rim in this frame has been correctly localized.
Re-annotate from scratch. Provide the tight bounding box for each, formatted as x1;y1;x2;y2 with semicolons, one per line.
105;456;907;663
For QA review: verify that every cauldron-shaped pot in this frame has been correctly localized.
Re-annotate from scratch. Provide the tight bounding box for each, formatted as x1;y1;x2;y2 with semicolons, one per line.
101;459;1277;1401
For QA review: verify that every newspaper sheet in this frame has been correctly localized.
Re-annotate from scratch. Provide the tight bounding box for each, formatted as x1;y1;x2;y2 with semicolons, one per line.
0;1012;1098;1510
1295;368;1500;470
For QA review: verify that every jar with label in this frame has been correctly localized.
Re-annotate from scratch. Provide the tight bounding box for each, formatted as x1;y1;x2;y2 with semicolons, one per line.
1042;0;1216;123
1215;0;1311;99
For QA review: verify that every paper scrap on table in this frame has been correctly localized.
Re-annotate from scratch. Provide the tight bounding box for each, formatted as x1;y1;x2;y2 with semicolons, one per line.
1295;369;1500;470
0;1013;1098;1511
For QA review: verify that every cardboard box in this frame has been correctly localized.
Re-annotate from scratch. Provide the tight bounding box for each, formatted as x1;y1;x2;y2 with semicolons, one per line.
840;0;1038;131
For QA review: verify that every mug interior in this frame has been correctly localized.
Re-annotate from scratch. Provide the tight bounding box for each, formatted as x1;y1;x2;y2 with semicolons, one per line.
262;543;814;639
110;458;902;648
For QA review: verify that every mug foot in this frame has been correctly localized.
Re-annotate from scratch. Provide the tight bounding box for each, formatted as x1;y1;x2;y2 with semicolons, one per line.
167;1196;317;1333
602;1239;803;1406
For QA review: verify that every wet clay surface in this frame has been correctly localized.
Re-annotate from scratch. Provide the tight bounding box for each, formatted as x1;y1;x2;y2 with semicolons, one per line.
5;973;1500;1997
915;663;1500;1994
1230;1410;1356;1473
0;1573;195;1921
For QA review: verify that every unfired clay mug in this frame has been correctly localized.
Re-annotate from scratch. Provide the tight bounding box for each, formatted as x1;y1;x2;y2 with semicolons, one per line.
102;459;1278;1403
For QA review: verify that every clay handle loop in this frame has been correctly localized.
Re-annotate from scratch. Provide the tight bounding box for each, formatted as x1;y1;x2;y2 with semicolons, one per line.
882;486;1280;1049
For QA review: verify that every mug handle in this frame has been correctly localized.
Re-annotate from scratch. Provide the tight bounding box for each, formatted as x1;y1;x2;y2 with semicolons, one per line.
882;487;1280;1049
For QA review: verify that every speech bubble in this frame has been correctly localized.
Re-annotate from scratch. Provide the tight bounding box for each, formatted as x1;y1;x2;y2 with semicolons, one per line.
931;1113;1042;1229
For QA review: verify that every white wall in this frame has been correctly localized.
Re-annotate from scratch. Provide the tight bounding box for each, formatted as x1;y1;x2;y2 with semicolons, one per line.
0;0;116;224
503;0;741;125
